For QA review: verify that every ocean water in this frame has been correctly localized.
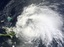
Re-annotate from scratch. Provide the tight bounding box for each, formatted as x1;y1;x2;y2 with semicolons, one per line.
0;0;64;47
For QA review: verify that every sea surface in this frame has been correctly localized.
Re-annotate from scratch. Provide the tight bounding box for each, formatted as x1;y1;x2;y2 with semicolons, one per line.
0;0;64;47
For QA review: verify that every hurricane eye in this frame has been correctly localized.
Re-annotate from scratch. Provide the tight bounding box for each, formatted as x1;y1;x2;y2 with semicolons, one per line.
19;26;22;28
27;19;32;23
26;19;32;26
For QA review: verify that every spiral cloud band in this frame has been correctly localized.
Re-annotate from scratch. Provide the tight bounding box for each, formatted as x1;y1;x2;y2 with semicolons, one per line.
14;4;64;47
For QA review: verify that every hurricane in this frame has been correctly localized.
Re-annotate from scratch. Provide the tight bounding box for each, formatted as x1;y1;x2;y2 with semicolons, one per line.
13;3;64;47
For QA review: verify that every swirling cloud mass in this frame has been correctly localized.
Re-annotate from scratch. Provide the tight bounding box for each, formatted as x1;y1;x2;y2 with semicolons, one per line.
14;4;64;47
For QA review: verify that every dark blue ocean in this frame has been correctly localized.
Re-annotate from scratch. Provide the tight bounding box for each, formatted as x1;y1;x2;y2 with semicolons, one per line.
0;0;64;47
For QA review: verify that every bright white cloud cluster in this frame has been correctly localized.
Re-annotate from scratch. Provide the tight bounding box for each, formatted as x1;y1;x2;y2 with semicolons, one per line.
14;4;64;47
